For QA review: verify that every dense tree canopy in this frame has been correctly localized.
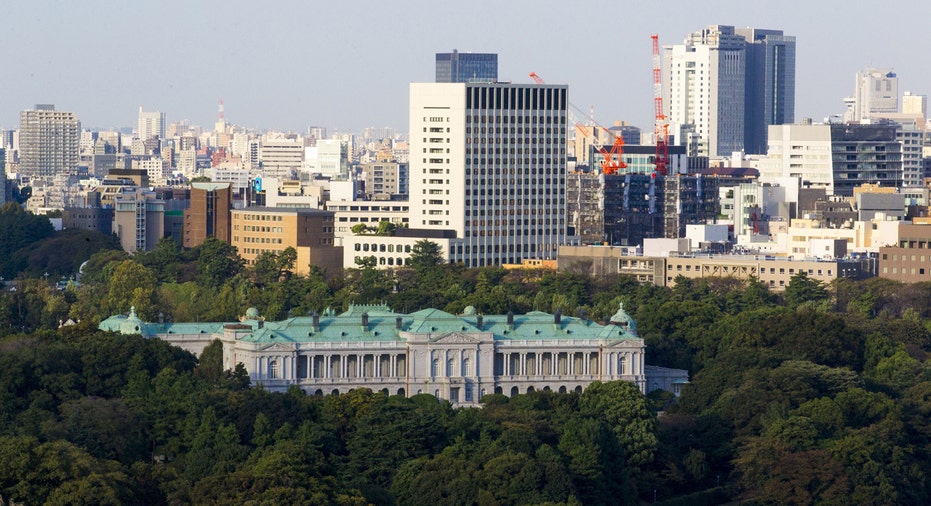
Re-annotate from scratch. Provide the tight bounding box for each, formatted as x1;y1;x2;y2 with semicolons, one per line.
2;232;931;503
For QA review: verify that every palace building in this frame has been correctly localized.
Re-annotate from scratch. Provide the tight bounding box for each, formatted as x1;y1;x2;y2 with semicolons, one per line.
100;304;684;405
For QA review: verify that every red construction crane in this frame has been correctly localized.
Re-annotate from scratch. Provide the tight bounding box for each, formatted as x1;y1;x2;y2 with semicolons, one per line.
529;72;625;175
651;34;669;176
598;134;627;175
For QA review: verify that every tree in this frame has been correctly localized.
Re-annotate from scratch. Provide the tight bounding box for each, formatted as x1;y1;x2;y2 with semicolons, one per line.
195;237;244;288
375;221;396;236
350;223;370;235
579;381;657;469
25;229;122;279
0;202;56;278
785;271;829;308
106;260;158;319
408;240;444;270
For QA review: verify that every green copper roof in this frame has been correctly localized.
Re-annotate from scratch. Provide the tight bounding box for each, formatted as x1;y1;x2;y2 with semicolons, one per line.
100;305;640;344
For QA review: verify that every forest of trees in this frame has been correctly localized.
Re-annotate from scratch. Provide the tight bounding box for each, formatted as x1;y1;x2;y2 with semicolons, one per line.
3;207;931;504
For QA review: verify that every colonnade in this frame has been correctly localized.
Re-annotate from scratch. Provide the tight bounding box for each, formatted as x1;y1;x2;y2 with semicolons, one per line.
254;352;407;380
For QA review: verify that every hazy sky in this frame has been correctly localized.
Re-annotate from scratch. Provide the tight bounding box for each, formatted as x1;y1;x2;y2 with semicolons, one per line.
3;0;929;134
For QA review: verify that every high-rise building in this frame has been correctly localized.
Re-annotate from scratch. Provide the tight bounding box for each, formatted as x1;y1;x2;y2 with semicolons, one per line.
435;50;498;83
409;82;568;267
137;107;166;141
735;28;796;154
664;25;796;157
18;104;80;180
183;182;231;248
665;26;747;157
852;69;898;123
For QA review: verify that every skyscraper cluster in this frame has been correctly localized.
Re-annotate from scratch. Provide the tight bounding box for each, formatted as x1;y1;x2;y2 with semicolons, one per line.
663;25;796;157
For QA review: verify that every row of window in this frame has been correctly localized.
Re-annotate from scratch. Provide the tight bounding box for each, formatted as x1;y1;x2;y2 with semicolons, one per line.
465;198;565;206
469;218;564;226
466;208;555;216
240;214;283;221
466;113;565;124
466;180;563;188
236;236;284;245
354;255;408;266
466;138;565;146
667;263;831;276
466;158;562;165
467;127;566;135
465;229;560;237
354;243;414;253
466;167;560;175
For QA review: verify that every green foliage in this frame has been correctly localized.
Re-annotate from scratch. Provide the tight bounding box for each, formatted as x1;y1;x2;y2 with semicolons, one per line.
0;202;56;278
195;237;244;289
8;257;931;504
25;228;122;279
785;271;829;308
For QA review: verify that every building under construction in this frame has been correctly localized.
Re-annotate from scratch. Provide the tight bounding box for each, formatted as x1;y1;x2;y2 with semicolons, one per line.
567;170;719;246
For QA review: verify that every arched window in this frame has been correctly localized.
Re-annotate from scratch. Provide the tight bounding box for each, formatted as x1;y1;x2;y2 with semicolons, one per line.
447;358;456;377
431;358;439;377
618;355;627;375
268;360;278;379
463;358;472;376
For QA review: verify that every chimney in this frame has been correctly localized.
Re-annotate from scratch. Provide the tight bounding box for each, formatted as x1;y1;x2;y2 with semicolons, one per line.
158;312;165;325
507;311;514;329
476;314;483;329
578;309;587;322
396;316;403;330
554;309;562;325
312;311;320;332
361;312;369;331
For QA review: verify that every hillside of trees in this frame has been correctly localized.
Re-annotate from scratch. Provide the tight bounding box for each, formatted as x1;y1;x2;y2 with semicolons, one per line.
3;212;931;503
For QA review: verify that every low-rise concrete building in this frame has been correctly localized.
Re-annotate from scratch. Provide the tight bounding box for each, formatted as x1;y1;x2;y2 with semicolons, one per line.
879;223;931;282
558;245;870;290
230;207;342;276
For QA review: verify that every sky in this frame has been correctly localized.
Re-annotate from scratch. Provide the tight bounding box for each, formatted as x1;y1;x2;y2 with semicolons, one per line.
2;0;929;135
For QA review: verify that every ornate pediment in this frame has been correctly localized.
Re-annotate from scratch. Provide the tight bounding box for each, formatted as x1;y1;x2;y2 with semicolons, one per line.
431;332;481;344
605;339;644;349
258;343;296;352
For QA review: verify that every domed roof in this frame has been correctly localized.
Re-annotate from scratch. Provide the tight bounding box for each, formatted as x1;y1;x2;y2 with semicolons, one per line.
609;302;637;336
462;306;477;316
120;306;145;336
245;307;260;319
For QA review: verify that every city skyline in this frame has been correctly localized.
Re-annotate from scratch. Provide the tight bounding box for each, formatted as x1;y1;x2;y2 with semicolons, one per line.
3;0;929;134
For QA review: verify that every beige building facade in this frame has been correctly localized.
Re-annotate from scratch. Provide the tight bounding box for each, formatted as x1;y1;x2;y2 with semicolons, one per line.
230;207;342;276
558;245;868;290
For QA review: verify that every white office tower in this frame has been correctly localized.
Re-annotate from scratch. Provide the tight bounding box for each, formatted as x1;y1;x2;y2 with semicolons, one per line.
137;107;166;140
853;69;898;123
665;25;746;158
409;82;568;267
759;124;834;194
259;134;304;179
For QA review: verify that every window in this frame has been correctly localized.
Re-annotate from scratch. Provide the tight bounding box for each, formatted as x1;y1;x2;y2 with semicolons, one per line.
268;360;278;379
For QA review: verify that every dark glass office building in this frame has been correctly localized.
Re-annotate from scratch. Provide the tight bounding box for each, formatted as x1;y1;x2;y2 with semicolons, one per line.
435;50;498;83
